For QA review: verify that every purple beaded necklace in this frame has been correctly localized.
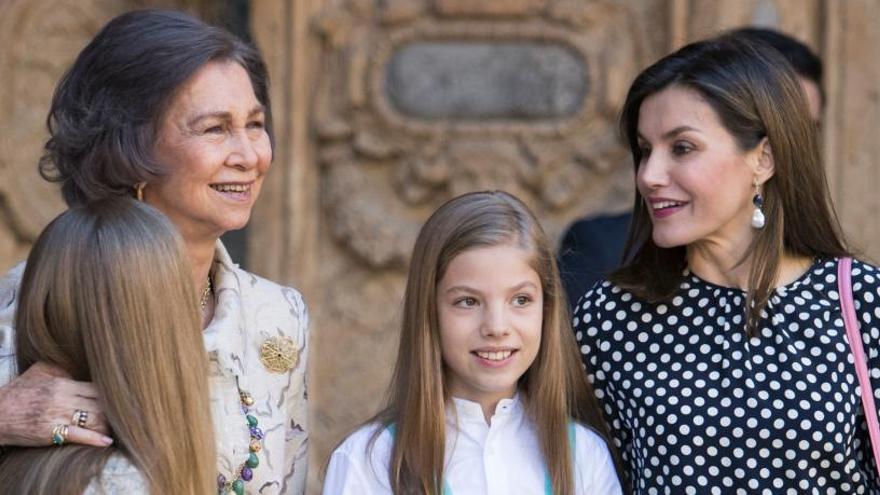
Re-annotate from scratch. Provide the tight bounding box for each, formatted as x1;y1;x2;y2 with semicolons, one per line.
217;385;263;494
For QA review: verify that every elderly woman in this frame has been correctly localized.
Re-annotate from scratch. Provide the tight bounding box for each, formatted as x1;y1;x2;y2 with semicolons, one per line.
0;10;308;494
573;35;880;493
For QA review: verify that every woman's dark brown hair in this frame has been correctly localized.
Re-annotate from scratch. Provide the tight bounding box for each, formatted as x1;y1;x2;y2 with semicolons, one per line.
39;9;272;207
613;35;848;335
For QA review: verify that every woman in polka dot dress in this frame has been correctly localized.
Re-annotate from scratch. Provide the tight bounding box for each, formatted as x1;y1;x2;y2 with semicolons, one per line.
573;34;880;494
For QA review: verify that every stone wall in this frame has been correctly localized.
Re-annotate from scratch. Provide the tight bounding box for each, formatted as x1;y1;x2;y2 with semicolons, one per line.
2;1;879;493
0;0;131;269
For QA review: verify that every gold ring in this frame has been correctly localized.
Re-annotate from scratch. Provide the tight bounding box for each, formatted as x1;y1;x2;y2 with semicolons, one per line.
71;409;88;429
51;424;69;446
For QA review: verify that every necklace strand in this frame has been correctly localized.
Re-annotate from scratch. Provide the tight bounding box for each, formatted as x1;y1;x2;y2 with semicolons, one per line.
218;386;262;494
200;275;213;310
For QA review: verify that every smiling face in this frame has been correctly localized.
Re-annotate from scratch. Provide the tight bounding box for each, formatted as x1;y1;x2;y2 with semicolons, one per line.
436;242;543;410
636;85;771;250
145;60;272;243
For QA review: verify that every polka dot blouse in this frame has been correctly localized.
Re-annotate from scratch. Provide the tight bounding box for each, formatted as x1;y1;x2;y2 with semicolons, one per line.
573;258;880;494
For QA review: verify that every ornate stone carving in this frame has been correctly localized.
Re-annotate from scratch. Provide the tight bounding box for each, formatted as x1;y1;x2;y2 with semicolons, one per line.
673;0;820;47
0;0;130;271
313;0;644;271
434;0;548;18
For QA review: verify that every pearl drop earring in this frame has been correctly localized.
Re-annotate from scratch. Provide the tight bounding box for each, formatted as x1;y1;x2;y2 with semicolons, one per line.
751;178;765;229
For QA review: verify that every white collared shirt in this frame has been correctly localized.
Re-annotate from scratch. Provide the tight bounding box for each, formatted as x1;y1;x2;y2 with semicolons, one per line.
323;395;622;494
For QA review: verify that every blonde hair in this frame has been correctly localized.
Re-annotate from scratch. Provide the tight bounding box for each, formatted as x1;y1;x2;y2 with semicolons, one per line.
0;198;215;494
371;191;617;494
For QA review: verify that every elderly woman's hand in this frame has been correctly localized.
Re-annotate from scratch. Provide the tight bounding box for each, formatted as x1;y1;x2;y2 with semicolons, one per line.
0;362;112;447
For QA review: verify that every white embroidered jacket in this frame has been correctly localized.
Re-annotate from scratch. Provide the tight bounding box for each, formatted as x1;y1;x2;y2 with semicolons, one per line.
0;241;309;494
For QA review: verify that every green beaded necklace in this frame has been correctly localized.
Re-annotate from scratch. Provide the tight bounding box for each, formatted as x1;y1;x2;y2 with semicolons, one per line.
218;387;263;495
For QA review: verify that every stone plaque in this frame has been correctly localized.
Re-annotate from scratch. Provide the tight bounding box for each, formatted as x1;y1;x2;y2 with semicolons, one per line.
385;41;588;120
434;0;546;17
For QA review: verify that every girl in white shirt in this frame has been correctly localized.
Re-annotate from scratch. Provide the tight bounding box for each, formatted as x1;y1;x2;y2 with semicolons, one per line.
324;191;623;495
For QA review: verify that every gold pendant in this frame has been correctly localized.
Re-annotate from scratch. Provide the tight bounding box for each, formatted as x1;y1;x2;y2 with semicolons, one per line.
259;336;299;373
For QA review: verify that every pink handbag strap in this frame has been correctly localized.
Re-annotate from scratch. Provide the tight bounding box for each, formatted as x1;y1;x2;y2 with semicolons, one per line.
838;256;880;474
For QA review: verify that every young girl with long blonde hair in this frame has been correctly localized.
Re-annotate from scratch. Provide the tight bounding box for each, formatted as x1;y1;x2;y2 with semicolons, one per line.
0;198;215;493
324;191;622;494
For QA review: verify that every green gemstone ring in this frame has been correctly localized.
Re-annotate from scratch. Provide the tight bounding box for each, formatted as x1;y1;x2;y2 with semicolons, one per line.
51;424;69;446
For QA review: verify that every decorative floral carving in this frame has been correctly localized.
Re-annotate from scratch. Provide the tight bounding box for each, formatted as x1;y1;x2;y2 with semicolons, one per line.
312;0;643;270
0;0;130;272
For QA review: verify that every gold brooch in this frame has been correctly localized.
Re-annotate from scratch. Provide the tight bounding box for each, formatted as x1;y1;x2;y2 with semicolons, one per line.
259;336;299;374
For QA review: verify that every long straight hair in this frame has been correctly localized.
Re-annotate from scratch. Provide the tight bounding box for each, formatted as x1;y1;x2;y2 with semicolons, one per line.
613;35;848;335
0;198;215;493
373;191;615;494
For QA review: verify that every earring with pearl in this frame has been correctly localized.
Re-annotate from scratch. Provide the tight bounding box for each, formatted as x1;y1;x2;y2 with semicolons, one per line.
751;177;765;229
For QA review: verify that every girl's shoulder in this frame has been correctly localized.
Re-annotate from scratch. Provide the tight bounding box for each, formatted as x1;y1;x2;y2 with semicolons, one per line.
0;260;25;321
83;454;149;495
0;261;26;387
333;422;393;457
0;261;25;297
570;423;613;459
572;422;608;454
324;423;393;493
570;423;624;494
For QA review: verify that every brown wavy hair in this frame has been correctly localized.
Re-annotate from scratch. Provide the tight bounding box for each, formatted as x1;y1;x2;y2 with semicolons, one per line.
39;9;272;207
0;198;215;493
369;191;617;494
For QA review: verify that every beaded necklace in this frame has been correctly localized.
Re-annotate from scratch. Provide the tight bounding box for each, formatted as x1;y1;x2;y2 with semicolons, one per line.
217;385;263;494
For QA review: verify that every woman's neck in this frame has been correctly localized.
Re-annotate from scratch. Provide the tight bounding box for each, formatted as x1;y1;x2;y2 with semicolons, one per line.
687;239;813;291
185;237;216;330
687;237;752;290
187;239;215;289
